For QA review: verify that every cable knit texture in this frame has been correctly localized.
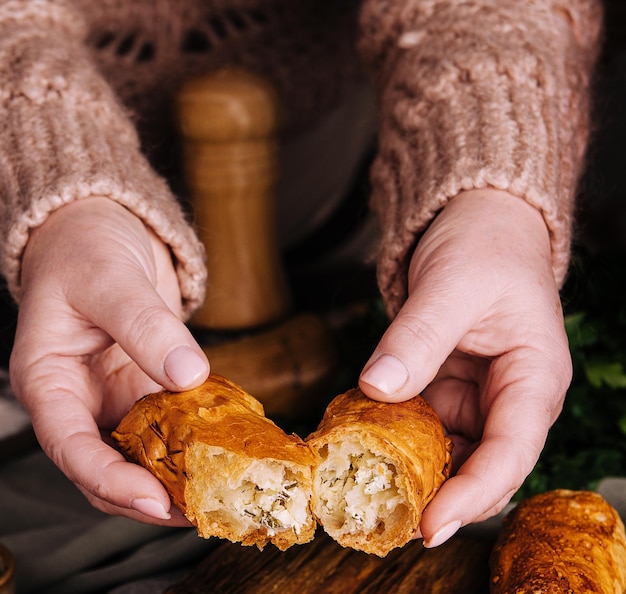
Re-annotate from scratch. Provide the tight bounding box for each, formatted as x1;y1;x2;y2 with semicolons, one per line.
0;0;602;319
359;0;603;315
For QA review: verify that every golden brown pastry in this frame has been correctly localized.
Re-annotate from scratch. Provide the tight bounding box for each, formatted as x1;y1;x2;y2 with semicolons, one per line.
490;489;626;593
112;374;318;551
306;387;452;557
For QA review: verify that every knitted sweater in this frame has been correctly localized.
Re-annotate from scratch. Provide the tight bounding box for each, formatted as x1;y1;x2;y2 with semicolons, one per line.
0;0;603;319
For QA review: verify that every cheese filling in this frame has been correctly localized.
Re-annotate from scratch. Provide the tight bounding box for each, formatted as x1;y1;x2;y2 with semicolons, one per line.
235;460;309;535
316;439;404;534
191;447;309;537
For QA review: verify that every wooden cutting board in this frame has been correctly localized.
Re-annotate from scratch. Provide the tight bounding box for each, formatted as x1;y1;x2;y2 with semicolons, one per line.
167;531;493;593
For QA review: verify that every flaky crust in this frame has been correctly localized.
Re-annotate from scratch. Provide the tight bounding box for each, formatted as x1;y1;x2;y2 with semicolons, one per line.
490;489;626;593
307;387;452;556
112;374;318;550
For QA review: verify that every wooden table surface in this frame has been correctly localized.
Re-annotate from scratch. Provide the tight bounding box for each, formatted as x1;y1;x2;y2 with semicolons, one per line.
167;531;494;593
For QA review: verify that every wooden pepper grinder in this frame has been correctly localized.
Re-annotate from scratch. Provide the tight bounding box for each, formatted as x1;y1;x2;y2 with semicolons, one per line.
176;68;337;419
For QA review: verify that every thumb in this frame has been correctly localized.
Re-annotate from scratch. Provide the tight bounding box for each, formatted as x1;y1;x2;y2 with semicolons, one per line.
83;274;209;391
359;285;476;402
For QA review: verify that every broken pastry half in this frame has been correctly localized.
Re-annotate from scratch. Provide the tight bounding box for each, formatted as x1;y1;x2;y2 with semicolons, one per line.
490;489;626;593
112;374;318;551
307;387;452;557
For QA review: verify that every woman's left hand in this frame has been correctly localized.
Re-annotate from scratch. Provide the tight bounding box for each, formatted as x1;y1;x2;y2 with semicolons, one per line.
359;188;572;547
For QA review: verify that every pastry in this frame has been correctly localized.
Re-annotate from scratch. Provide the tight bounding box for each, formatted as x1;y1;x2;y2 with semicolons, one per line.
490;489;626;593
112;374;318;551
307;387;452;556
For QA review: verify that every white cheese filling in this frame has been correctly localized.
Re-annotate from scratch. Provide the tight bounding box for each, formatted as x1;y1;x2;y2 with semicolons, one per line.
316;439;403;534
194;449;309;537
234;460;309;535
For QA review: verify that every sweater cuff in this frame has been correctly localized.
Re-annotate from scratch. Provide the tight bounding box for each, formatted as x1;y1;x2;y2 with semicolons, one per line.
0;20;206;318
359;0;602;316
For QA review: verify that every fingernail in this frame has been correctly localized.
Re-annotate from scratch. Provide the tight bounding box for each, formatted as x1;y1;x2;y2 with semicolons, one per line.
164;346;208;388
131;498;171;520
424;520;462;548
360;354;409;396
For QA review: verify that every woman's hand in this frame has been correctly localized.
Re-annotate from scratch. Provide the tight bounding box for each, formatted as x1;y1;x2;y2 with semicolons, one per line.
359;188;572;547
9;196;209;524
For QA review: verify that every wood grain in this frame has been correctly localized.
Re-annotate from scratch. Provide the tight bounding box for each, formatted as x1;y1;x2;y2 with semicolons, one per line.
167;532;493;593
177;68;291;330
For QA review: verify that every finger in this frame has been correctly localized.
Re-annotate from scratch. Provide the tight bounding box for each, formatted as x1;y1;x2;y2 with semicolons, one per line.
420;472;519;548
419;365;562;546
359;285;480;402
76;484;192;527
11;343;183;523
26;387;177;521
419;436;530;548
71;268;209;392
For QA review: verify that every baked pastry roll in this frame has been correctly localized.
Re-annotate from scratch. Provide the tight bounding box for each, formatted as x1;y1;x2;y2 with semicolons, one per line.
307;387;452;557
112;374;318;551
490;489;626;593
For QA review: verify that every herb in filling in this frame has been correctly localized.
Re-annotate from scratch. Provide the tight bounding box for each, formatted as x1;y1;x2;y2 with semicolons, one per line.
317;440;403;534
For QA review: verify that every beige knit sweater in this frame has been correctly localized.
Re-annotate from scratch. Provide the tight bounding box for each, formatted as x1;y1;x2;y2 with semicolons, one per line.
0;0;602;319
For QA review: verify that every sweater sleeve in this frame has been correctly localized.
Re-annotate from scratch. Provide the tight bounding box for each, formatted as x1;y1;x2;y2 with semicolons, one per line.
0;0;206;317
358;0;603;317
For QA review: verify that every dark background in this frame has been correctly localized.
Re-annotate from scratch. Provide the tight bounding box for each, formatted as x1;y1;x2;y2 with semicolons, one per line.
579;0;626;255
